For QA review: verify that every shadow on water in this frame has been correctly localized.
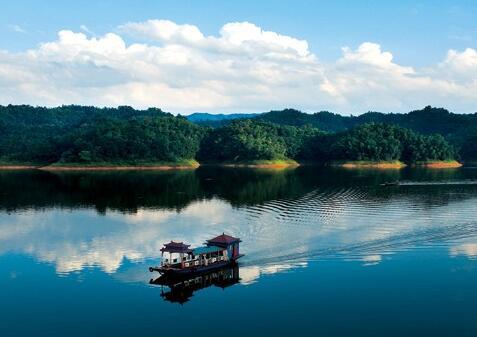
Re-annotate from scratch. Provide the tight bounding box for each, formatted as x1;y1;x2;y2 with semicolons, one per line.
2;167;477;336
149;265;240;304
1;166;477;279
1;166;477;213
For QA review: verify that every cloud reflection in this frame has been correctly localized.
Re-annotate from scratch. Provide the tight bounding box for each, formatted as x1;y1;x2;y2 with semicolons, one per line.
1;175;477;279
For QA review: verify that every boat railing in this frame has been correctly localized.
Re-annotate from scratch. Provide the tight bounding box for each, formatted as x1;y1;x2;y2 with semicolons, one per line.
162;255;227;268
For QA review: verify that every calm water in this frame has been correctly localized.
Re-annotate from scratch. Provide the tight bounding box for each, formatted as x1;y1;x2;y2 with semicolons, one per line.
1;167;477;336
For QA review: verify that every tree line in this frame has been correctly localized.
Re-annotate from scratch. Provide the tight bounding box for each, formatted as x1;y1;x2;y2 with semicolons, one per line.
0;105;469;166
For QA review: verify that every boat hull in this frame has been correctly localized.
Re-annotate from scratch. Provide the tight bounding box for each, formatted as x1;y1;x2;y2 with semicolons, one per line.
149;255;243;276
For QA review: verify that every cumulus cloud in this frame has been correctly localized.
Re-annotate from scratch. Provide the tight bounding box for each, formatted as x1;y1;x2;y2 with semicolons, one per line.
1;19;477;112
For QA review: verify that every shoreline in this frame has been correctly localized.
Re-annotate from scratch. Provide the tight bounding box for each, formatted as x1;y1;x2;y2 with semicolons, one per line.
39;165;199;171
411;161;463;169
0;163;200;171
220;163;299;169
0;165;38;170
0;160;464;170
337;161;407;169
209;159;300;169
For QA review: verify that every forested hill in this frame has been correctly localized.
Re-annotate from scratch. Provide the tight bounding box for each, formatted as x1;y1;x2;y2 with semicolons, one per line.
0;105;203;165
188;107;477;162
258;106;477;135
0;104;475;166
189;106;477;136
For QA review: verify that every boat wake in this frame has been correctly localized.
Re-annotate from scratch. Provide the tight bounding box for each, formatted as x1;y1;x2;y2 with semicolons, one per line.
236;185;477;269
242;221;477;267
399;180;477;186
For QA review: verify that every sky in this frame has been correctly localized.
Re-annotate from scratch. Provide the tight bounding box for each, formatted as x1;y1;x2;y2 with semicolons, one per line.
1;0;477;114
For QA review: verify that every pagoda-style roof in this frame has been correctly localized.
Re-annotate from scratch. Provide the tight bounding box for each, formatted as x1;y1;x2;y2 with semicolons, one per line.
206;233;241;245
160;241;192;253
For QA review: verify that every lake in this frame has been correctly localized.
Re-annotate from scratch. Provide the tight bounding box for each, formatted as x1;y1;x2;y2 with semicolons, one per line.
1;166;477;336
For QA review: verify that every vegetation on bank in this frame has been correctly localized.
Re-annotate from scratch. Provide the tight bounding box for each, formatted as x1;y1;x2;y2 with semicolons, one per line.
45;159;200;169
197;119;323;163
411;160;463;168
218;159;299;168
338;161;406;169
190;106;477;163
0;105;467;168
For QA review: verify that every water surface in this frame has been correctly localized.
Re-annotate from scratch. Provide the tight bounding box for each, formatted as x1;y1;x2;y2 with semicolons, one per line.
1;167;477;336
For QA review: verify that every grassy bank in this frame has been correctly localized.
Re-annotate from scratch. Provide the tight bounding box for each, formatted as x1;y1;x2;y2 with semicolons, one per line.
43;159;200;170
0;159;200;171
218;159;299;169
0;160;43;169
411;160;463;168
335;161;407;169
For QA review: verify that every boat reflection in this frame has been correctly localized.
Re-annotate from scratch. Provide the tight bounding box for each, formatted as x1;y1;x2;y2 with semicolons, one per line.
150;265;240;304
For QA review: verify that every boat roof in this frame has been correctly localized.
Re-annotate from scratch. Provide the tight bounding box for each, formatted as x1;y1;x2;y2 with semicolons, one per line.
207;233;241;245
160;241;192;253
192;245;224;255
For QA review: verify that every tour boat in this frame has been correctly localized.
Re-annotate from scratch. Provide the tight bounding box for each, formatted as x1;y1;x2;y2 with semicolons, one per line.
149;233;243;275
380;181;400;186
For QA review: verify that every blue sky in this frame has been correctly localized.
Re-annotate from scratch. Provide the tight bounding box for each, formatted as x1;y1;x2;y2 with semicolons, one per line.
3;0;476;65
1;1;477;113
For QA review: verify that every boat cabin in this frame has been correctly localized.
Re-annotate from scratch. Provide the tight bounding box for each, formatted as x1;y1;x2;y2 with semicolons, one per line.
155;233;242;274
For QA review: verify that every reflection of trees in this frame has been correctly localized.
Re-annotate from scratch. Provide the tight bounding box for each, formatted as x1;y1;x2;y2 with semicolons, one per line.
0;170;203;213
196;167;314;207
0;167;476;213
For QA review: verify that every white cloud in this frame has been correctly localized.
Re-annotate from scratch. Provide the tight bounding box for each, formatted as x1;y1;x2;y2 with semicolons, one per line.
8;24;27;34
120;19;205;44
1;19;477;113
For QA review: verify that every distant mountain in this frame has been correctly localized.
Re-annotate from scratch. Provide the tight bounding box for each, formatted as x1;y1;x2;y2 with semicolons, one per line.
186;112;258;127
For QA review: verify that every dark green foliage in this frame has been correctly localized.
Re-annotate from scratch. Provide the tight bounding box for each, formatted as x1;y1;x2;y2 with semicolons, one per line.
256;109;350;132
332;124;403;161
60;116;204;163
329;124;455;163
448;126;477;162
0;105;461;165
197;120;287;162
197;119;323;162
0;105;201;164
255;106;477;136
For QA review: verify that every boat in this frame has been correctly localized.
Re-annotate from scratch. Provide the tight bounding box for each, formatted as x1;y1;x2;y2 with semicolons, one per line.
149;233;243;276
380;181;400;186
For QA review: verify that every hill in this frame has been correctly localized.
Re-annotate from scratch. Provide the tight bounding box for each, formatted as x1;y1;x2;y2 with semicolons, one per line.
186;107;477;138
0;104;474;165
186;112;259;127
256;106;477;135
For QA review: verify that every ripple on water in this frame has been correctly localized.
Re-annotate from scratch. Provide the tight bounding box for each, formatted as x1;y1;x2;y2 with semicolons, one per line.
238;185;477;267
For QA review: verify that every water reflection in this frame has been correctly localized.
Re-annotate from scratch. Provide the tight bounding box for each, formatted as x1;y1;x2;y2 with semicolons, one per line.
2;167;477;336
150;265;240;304
0;167;477;278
